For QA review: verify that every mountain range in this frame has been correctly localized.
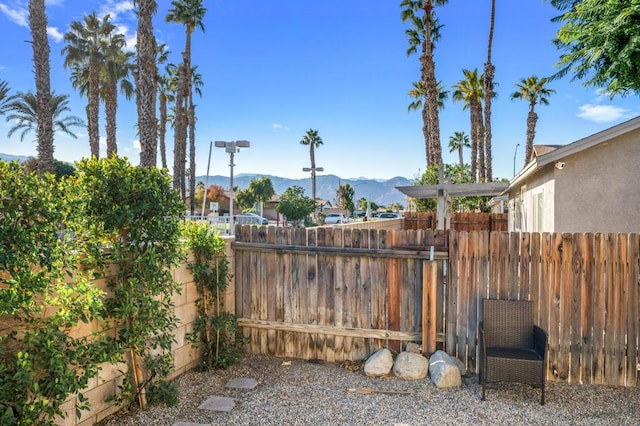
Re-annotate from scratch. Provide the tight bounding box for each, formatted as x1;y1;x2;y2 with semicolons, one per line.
198;173;411;207
0;153;411;207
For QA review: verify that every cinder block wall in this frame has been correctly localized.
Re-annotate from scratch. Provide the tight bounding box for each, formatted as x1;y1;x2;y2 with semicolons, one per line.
55;237;235;426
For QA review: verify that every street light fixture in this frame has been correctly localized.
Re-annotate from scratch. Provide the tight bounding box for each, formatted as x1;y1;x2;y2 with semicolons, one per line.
215;140;250;235
513;143;520;177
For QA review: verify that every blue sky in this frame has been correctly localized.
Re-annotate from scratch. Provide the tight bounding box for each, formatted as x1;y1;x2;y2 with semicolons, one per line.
0;0;637;182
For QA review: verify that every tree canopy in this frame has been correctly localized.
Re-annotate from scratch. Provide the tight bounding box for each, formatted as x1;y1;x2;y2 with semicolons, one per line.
551;0;640;97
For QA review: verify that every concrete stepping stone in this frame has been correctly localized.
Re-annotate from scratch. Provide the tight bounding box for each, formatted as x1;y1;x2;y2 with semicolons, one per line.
225;377;258;390
198;396;236;412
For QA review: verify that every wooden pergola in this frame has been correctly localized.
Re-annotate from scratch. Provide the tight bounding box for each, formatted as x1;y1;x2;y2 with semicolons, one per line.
396;181;509;230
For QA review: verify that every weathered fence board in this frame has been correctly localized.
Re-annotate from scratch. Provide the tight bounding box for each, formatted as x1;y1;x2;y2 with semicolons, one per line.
234;225;639;387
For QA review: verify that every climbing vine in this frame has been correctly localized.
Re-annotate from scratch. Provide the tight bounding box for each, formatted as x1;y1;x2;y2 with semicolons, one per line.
183;221;244;370
72;157;185;409
0;161;108;425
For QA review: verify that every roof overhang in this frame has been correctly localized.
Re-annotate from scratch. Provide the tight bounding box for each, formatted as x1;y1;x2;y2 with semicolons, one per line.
396;182;509;199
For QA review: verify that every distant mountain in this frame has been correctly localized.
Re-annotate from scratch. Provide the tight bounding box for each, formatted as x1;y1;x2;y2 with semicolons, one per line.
196;173;412;207
0;153;31;163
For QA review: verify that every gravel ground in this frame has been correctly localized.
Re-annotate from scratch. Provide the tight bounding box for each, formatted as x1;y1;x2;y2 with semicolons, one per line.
99;353;640;426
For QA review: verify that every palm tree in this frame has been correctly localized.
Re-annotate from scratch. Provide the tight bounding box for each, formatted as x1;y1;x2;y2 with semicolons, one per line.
134;0;159;168
4;91;85;142
300;129;324;215
0;80;11;114
188;66;203;214
401;0;448;168
63;12;118;159
452;68;484;182
511;76;556;164
166;0;206;197
408;80;448;164
29;0;54;173
155;44;171;169
102;40;134;156
448;131;470;167
483;0;496;181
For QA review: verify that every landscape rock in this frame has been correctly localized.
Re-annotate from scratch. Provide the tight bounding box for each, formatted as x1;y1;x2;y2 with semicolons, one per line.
364;348;394;377
393;351;428;380
428;350;462;388
451;356;466;376
405;342;422;354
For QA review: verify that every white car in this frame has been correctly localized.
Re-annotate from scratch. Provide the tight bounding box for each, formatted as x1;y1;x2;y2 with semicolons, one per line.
324;213;348;224
236;212;269;225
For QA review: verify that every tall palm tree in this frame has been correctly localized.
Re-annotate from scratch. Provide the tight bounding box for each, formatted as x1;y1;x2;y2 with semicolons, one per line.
166;0;206;197
448;131;470;167
155;44;171;169
63;12;117;159
103;41;134;156
511;76;556;164
4;91;85;142
188;66;203;214
401;0;448;168
408;80;448;164
29;0;54;173
300;129;324;215
452;68;484;182
134;0;159;168
483;0;496;181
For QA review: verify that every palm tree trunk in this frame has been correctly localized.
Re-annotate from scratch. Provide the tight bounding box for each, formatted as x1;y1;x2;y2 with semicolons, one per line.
458;145;463;167
469;104;477;182
422;1;442;166
28;0;54;174
525;109;538;164
421;102;431;166
310;144;316;214
136;0;158;168
105;82;118;156
189;102;196;214
159;95;167;169
483;0;496;182
88;62;101;159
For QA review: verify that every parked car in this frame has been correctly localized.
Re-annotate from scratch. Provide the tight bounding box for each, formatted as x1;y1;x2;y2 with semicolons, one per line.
324;213;348;224
236;212;269;225
378;212;401;219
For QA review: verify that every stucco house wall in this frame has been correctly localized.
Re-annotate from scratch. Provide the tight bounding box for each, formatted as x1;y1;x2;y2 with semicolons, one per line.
507;116;640;233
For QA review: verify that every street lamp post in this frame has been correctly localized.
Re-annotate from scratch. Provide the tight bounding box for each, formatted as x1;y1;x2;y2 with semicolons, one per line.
513;143;520;177
303;165;324;217
215;140;250;235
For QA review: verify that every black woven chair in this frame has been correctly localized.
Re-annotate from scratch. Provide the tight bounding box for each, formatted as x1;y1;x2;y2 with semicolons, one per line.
479;299;548;405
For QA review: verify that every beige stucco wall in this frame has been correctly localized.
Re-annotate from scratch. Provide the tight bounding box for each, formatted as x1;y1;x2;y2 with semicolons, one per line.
553;134;640;233
56;238;236;426
509;130;640;233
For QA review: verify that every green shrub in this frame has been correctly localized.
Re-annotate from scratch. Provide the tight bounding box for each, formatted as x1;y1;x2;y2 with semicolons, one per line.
71;157;185;409
0;161;107;425
183;221;245;370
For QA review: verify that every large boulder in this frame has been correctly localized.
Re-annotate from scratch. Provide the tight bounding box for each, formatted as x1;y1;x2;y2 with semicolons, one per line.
428;350;462;388
364;348;394;377
393;351;428;380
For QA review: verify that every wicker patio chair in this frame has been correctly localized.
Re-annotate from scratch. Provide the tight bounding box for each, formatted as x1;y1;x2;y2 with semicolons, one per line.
479;299;548;405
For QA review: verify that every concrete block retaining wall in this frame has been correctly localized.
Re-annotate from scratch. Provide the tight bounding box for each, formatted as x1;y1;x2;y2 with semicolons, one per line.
56;237;235;425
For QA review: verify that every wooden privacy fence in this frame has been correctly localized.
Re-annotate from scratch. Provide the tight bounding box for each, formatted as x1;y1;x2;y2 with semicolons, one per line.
233;225;447;362
448;231;640;387
233;225;640;387
404;212;508;232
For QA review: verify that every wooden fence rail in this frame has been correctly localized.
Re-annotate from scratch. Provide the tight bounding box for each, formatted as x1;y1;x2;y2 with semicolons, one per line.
233;225;640;387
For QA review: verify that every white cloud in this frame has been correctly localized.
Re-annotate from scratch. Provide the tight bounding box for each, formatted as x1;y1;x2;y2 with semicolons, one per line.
47;26;63;43
131;139;140;151
577;104;634;123
99;0;134;21
272;123;290;131
0;3;28;27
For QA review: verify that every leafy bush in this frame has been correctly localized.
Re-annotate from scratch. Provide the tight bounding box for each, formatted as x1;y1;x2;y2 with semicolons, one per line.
0;161;107;425
183;221;244;370
71;157;185;409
